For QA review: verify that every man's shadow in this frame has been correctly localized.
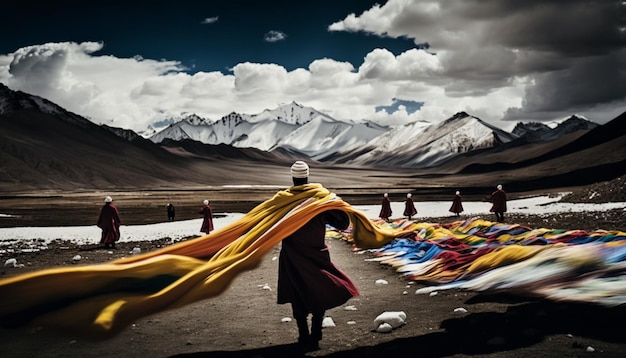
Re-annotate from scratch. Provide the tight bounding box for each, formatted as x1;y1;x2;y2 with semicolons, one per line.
170;293;626;357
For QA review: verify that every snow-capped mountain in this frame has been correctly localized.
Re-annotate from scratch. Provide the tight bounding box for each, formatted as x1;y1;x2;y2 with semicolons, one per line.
149;102;390;156
149;102;601;168
149;113;214;143
1;81;621;192
269;116;390;159
330;112;518;168
248;101;330;125
1;81;607;178
149;111;297;151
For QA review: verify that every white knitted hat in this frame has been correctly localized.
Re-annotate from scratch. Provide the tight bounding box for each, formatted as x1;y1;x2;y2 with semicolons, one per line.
104;196;113;203
290;161;309;178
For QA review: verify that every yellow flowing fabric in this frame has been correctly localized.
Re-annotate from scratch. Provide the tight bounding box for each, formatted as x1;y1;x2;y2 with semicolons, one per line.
0;184;405;339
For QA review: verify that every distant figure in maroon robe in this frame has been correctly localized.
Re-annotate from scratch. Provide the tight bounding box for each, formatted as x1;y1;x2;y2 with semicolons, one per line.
488;184;507;222
277;161;358;352
403;193;417;220
379;193;392;222
97;196;121;249
199;199;214;234
449;191;464;216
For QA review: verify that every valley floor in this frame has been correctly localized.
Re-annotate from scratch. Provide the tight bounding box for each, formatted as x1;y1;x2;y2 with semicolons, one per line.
0;185;625;357
1;211;625;358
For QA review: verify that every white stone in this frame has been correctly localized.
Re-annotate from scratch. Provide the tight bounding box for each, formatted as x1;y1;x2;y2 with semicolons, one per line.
322;317;336;328
374;311;406;329
376;323;393;333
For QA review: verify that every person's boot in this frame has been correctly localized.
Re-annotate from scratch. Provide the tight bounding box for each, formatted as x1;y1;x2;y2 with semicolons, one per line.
310;313;323;348
295;315;309;346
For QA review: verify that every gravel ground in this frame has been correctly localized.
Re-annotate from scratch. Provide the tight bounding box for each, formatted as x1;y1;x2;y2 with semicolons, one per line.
0;176;625;358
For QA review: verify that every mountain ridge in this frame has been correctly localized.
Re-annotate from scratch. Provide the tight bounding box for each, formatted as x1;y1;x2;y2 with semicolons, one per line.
1;82;623;193
148;103;601;169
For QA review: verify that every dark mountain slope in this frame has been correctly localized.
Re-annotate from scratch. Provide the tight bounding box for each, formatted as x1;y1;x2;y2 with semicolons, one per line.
159;138;297;163
427;130;589;175
1;82;622;193
0;109;201;190
458;111;625;175
452;132;626;190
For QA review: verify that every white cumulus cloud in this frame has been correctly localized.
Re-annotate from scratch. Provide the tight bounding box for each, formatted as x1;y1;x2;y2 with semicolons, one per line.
0;39;529;132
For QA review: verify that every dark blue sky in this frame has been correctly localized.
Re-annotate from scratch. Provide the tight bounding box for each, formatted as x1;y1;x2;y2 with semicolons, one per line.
2;1;416;73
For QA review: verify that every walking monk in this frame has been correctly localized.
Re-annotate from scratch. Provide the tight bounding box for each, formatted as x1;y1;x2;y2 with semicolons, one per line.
277;161;359;352
449;191;464;216
97;195;121;249
379;193;392;222
199;199;214;233
403;193;417;220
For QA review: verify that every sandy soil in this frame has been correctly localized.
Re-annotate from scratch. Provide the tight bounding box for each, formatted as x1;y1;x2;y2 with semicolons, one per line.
0;189;625;357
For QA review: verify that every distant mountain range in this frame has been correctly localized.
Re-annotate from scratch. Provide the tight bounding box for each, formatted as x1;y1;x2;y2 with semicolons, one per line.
149;102;390;161
148;101;599;168
0;82;624;192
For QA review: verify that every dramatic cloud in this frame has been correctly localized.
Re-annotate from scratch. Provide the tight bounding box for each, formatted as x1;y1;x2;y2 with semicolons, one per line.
329;0;626;123
1;42;188;128
0;1;623;134
0;40;535;132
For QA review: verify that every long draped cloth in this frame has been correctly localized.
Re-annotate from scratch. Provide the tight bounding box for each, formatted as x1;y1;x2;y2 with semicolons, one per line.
0;184;405;339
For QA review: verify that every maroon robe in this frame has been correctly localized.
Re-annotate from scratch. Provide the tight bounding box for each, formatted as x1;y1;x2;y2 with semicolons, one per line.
379;197;392;220
199;205;214;233
277;209;358;313
489;189;507;213
449;194;464;215
97;203;121;244
403;197;417;217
